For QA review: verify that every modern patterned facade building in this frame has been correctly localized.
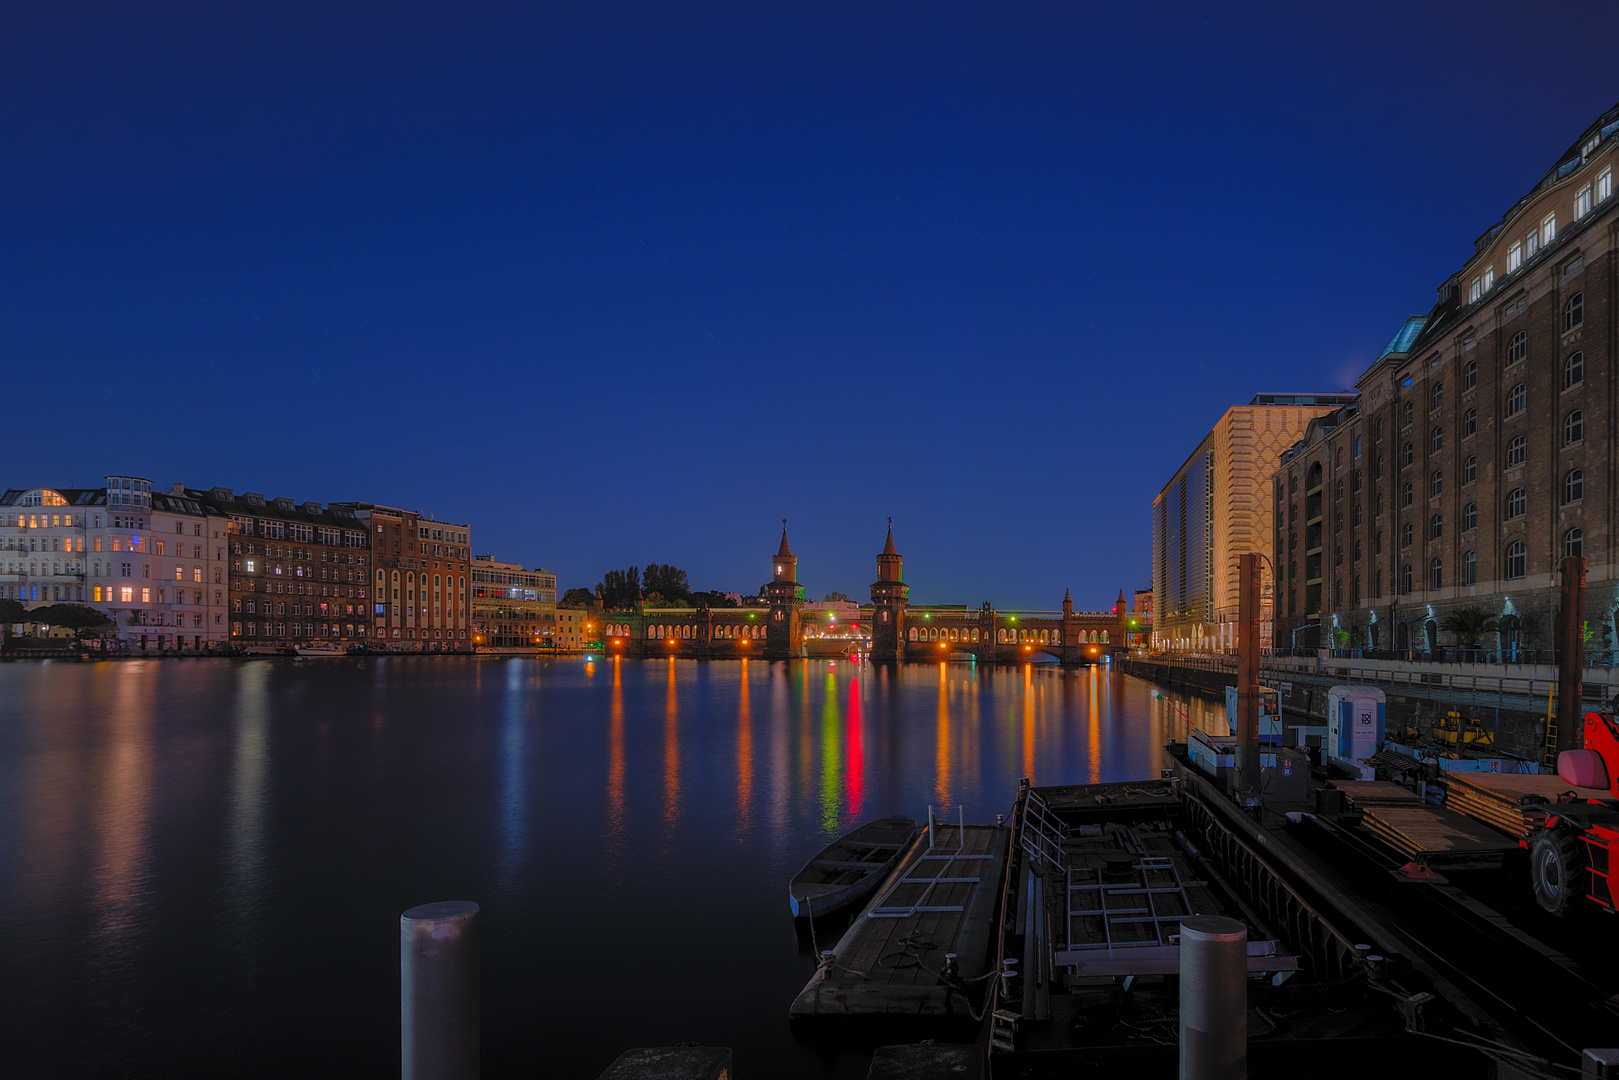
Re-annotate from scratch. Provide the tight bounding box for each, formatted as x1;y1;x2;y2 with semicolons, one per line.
470;556;558;647
1152;395;1355;652
1273;101;1619;655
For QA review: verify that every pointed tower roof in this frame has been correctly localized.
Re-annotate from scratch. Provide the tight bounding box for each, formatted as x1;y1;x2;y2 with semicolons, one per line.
882;526;898;556
1065;588;1072;603
777;527;793;558
1117;589;1126;606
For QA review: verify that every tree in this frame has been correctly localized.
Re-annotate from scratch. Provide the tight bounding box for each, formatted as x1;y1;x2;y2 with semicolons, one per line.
823;591;850;603
0;598;27;640
597;567;641;611
36;603;113;642
1441;606;1500;647
558;588;596;609
689;590;737;609
641;564;690;603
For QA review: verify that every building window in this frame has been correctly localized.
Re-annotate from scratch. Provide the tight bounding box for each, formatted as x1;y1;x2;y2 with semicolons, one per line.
1401;482;1413;507
1463;455;1477;484
1351;469;1362;493
1482;266;1494;292
1463;358;1477;390
1506;383;1526;415
1541;213;1556;246
1565;468;1584;504
1566;528;1585;559
1566;352;1585;388
1429;514;1443;540
1430;558;1442;591
1506;540;1527;580
1376;492;1384;516
1400;564;1413;594
1565;410;1584;445
1564;292;1584;332
1431;426;1443;452
1375;531;1383;555
1506;488;1527;519
1462;408;1476;438
1431;384;1443;410
1464;551;1477;585
1506;435;1527;468
1373;417;1384;440
1507;331;1526;366
1401;442;1413;467
1600;167;1613;203
1527;228;1540;258
1403;401;1414;428
1463;502;1477;531
1401;522;1413;548
1430;469;1443;496
1354;435;1362;457
1353;538;1362;561
1576;184;1593;220
1507;242;1523;273
1469;278;1482;303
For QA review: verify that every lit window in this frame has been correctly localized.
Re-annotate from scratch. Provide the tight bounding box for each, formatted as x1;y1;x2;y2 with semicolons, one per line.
1469;277;1482;302
1507;242;1522;273
1600;167;1613;202
1482;266;1494;292
1576;184;1593;220
121;586;133;602
1542;213;1556;246
1527;229;1540;257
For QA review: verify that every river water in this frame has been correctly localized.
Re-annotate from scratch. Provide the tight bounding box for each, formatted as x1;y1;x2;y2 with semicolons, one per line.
0;656;1224;1077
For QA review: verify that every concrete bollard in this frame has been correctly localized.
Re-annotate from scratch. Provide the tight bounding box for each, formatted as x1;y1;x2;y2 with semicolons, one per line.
1178;915;1247;1080
401;901;480;1080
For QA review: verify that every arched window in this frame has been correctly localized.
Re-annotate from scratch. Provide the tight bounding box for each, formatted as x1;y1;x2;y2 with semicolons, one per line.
1464;551;1477;585
1506;540;1527;579
1463;455;1477;484
1101;630;1109;643
1565;528;1585;559
1401;482;1413;507
1463;358;1477;390
1462;408;1476;438
1400;521;1413;548
1506;383;1526;415
1429;514;1443;540
1463;502;1477;530
1507;330;1527;366
647;625;657;639
1506;435;1527;468
1565;292;1584;331
1506;488;1527;518
1400;564;1413;594
1430;469;1443;496
1431;427;1443;451
1564;410;1584;445
1307;462;1322;489
1400;442;1413;467
1431;384;1443;410
1565;352;1584;388
1564;468;1585;504
1429;558;1442;590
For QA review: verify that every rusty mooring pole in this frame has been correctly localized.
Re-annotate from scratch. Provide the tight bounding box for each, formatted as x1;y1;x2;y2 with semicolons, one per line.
1237;554;1261;794
1556;556;1586;757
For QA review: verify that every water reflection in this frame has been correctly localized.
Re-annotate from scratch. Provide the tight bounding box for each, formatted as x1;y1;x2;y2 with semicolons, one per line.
662;658;680;840
91;663;156;949
496;661;527;887
227;662;269;929
844;675;864;820
819;669;841;836
935;663;951;807
607;657;626;849
735;660;753;836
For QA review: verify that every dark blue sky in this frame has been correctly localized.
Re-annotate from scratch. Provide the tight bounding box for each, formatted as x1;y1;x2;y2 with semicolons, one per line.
5;3;1616;609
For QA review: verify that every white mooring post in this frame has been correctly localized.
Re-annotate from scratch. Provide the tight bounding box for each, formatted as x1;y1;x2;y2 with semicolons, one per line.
1179;915;1247;1080
927;805;935;850
401;900;480;1080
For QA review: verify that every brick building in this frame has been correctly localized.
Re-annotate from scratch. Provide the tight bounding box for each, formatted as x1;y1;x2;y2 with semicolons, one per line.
1152;394;1356;652
331;503;472;651
207;488;372;649
1273;101;1619;654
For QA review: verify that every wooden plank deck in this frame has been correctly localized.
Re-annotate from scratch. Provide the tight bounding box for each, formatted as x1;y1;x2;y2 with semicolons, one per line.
789;824;1009;1018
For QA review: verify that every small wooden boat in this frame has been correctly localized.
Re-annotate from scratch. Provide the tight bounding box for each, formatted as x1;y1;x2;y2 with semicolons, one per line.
788;817;918;919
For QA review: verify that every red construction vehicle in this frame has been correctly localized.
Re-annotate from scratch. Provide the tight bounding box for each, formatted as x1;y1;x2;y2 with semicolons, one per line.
1528;709;1619;915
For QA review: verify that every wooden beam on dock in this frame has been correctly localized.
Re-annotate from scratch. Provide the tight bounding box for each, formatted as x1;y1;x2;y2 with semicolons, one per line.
594;1046;732;1080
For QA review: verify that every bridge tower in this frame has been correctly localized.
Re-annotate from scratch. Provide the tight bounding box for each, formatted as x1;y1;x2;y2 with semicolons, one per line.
1060;588;1084;665
763;523;805;660
869;522;908;662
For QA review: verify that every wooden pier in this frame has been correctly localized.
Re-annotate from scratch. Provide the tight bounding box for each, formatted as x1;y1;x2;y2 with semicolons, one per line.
790;822;1009;1019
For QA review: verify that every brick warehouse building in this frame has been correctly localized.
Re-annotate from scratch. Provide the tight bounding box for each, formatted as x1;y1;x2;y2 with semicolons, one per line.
1273;101;1619;655
330;502;472;651
206;488;373;647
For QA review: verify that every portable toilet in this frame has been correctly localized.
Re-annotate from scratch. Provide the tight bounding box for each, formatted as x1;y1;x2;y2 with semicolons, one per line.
1326;685;1386;778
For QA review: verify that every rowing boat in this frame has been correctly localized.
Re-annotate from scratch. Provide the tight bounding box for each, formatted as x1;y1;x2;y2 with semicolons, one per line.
788;817;917;919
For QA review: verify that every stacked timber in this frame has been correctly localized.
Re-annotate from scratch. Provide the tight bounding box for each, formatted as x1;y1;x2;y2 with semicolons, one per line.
1353;804;1519;863
1333;781;1422;811
1441;772;1580;839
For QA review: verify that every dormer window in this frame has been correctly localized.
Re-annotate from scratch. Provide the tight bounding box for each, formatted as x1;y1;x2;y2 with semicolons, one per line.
1576;184;1593;220
1583;134;1600;159
1507;242;1522;273
1600;168;1613;203
1482;266;1494;292
1468;277;1482;302
1542;213;1557;246
1527;229;1540;258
